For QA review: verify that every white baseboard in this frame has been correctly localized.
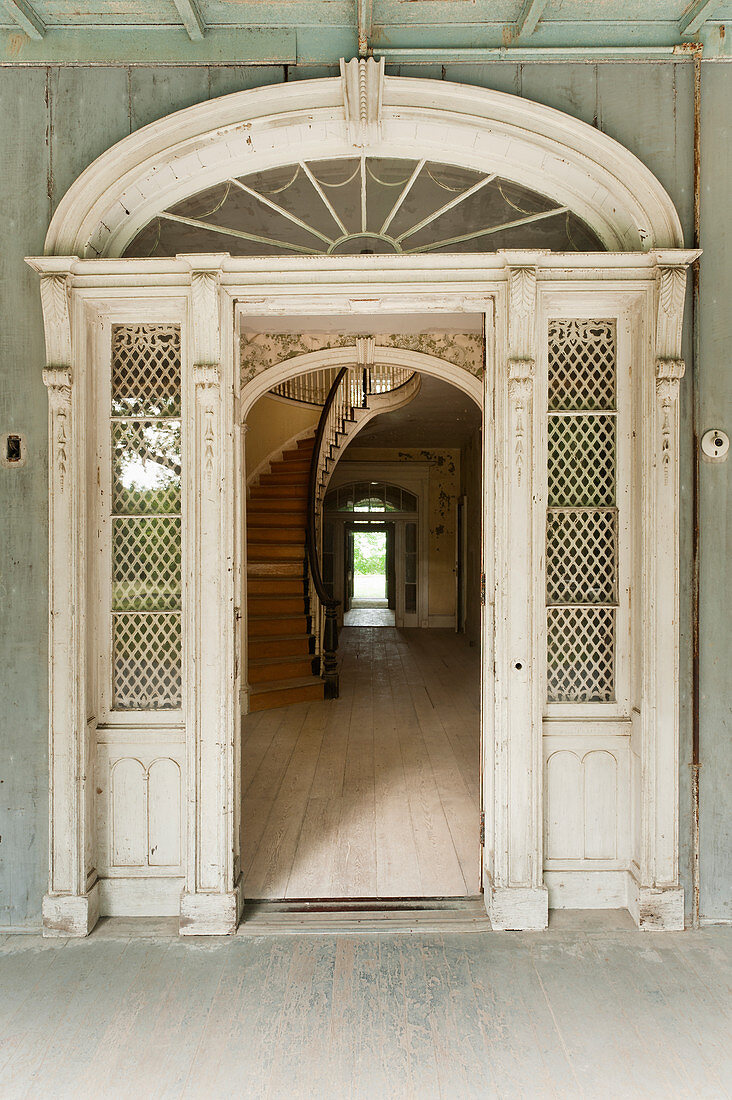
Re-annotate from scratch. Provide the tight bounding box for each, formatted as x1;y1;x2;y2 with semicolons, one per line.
488;883;549;930
180;877;243;936
42;882;100;937
544;870;629;910
99;877;183;917
626;872;684;930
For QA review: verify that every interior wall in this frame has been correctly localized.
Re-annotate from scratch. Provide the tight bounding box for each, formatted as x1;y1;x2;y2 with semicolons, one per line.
245;394;318;484
0;59;727;927
340;447;460;623
460;427;483;646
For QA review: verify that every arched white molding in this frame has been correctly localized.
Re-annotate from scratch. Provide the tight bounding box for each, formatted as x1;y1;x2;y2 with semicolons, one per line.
45;64;683;260
239;344;483;415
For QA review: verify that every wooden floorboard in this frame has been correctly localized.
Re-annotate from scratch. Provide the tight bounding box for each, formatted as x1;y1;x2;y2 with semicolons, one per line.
1;927;730;1098
242;626;481;900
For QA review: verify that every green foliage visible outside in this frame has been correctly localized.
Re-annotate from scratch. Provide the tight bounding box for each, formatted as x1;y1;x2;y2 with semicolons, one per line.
353;531;386;576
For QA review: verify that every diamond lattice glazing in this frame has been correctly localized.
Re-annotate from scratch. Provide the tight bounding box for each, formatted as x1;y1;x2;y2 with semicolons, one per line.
548;319;616;411
111;325;181;417
548;415;616;507
111;324;182;710
112;516;182;612
113;612;182;710
546;509;617;605
546;318;618;704
547;606;615;703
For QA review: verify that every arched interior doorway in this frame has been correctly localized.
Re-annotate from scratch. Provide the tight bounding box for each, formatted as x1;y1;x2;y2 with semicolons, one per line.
29;60;697;936
239;336;484;903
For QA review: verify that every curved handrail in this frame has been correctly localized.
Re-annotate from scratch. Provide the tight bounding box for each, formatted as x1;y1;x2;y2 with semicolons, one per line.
306;365;347;608
306;366;347;698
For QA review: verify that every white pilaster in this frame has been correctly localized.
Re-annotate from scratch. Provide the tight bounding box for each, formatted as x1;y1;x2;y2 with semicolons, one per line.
634;257;690;930
36;260;98;936
179;254;241;935
490;256;548;930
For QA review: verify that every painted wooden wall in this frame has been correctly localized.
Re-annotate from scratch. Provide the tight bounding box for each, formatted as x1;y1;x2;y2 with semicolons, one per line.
0;59;728;928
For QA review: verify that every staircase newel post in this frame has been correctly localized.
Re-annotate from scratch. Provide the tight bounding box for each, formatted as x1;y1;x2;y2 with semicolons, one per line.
323;604;340;699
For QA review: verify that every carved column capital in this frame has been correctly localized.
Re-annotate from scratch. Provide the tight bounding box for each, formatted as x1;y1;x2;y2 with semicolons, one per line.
340;56;384;145
42;366;72;403
193;364;221;389
655;357;685;402
507;358;535;402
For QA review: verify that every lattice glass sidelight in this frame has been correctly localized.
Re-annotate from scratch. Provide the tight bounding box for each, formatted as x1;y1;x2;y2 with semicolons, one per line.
546;320;618;703
111;325;182;710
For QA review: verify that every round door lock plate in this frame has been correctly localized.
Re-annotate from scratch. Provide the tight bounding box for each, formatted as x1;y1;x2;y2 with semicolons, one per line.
700;428;729;462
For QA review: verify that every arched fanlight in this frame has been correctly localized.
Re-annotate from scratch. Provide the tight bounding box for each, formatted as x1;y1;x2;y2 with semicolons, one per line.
125;156;603;258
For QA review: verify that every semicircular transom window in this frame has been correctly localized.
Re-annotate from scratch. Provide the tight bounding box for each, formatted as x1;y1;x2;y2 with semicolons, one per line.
125;157;604;257
325;482;418;514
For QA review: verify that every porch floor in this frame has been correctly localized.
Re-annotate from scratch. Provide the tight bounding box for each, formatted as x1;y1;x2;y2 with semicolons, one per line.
242;627;481;900
1;922;729;1098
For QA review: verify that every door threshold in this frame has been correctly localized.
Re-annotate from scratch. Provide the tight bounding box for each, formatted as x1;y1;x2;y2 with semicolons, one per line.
238;896;491;934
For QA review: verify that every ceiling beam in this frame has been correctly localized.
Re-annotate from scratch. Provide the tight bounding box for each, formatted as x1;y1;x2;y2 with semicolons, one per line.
172;0;205;41
679;0;724;35
357;0;372;57
3;0;45;39
516;0;549;38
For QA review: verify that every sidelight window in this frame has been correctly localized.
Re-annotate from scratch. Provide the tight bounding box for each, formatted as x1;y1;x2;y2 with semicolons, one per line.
110;324;183;710
545;320;619;704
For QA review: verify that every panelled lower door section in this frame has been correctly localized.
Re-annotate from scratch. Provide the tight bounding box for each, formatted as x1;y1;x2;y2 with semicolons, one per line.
543;317;631;908
96;324;185;915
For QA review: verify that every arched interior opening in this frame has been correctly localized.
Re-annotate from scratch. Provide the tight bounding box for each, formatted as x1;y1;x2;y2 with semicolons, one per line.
239;314;483;902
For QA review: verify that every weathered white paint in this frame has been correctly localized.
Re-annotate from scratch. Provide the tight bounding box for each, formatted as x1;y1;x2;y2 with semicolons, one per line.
44;62;683;259
26;65;697;933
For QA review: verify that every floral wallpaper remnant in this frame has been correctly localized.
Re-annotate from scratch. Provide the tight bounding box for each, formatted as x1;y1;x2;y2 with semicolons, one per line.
240;331;484;383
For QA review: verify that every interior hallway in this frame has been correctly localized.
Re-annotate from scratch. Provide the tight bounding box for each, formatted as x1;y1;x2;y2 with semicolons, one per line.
242;627;481;900
1;922;729;1099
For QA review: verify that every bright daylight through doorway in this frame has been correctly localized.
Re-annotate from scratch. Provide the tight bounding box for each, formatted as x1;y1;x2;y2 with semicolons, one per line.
352;530;387;603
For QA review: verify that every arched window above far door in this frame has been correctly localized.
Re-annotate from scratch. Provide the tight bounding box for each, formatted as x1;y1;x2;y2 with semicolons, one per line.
325;481;418;514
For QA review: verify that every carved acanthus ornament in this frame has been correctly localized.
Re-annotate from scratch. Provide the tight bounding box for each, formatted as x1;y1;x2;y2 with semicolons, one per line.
193;365;220;490
190;268;221;367
340;57;384;146
654;264;688;485
656;359;685;483
508;359;535;485
39;273;72;367
43;367;72;490
505;264;538;485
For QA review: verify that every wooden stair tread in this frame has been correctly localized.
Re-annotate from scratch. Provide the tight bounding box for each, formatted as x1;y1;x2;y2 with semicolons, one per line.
250;675;324;695
247;436;320;710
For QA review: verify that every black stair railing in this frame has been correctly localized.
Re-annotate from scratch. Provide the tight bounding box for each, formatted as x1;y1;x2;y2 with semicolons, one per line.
306;366;348;699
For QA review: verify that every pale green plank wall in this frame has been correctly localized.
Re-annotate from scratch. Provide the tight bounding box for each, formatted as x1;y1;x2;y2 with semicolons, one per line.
0;60;727;927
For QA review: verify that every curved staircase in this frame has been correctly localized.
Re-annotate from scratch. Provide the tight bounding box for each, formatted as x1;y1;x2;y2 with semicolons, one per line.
246;437;325;711
247;354;422;710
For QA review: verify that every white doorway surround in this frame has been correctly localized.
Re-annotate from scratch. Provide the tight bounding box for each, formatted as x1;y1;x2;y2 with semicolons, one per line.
28;60;698;936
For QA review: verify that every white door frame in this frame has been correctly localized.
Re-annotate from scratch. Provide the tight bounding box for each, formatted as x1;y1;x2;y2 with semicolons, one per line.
27;63;697;935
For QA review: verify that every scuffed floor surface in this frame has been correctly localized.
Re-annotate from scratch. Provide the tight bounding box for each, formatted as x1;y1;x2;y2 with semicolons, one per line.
0;922;730;1099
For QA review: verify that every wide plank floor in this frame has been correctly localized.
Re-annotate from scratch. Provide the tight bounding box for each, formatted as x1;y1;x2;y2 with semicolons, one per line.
242;627;481;900
1;923;730;1099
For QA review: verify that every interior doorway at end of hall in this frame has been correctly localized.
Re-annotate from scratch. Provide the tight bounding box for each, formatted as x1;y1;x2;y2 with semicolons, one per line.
343;522;396;627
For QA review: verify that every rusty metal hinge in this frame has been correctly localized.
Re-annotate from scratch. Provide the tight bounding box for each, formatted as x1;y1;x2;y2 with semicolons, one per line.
480;573;486;606
479;811;485;847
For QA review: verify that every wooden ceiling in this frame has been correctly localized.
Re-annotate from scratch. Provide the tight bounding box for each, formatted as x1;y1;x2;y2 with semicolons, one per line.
1;1;730;63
